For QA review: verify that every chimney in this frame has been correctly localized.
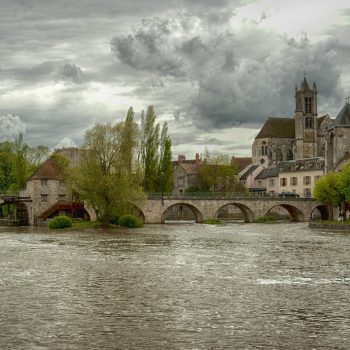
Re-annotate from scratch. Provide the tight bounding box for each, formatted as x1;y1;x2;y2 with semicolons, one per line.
178;155;186;164
195;153;200;164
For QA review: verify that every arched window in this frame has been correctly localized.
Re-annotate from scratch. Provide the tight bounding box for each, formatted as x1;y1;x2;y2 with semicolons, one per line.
305;97;312;113
305;117;313;128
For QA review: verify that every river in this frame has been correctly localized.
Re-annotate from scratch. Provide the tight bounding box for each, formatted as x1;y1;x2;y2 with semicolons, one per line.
0;223;349;350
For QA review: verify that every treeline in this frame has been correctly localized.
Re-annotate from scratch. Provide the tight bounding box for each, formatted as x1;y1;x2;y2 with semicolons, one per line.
0;135;49;194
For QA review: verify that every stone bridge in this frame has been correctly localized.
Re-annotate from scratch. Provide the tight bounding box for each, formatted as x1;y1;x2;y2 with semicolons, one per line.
137;196;329;224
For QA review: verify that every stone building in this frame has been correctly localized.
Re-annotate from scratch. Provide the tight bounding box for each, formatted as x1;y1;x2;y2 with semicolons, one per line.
325;102;350;172
21;148;95;225
172;154;202;195
252;78;332;167
252;77;350;172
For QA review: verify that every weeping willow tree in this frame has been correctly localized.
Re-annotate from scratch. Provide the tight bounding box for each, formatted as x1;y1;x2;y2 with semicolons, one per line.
67;108;145;228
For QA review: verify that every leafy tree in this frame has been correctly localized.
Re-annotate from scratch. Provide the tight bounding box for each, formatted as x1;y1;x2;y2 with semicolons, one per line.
67;117;144;228
0;135;49;194
156;122;173;192
197;150;242;192
0;141;15;194
313;172;342;220
140;105;160;192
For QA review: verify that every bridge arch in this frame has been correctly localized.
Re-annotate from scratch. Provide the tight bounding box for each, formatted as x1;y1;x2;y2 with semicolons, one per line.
265;204;305;222
215;202;255;223
161;203;203;223
310;204;329;221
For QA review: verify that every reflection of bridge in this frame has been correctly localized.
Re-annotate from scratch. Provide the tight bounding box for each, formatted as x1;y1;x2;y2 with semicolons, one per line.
138;196;328;223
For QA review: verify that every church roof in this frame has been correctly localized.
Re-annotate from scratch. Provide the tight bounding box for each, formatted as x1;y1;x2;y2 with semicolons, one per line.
334;103;350;127
255;118;295;139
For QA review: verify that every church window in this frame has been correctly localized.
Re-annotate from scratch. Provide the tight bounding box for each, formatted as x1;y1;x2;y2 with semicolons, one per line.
261;145;268;156
305;97;312;113
305;117;313;129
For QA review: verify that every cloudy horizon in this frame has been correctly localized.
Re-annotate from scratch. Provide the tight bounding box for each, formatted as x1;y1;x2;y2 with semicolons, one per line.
1;0;350;158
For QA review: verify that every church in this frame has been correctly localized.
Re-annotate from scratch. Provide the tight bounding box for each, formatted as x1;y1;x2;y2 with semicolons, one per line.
252;77;350;173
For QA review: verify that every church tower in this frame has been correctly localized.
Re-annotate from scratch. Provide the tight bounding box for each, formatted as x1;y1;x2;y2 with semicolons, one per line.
294;77;318;160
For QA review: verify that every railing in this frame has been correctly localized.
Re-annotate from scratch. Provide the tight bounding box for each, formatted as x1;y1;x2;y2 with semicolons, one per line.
147;192;314;200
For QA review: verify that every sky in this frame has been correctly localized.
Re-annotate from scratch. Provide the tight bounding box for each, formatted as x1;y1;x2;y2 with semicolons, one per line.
1;0;350;158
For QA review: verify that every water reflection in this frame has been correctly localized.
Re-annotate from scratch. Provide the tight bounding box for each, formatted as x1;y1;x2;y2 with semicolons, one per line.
0;223;349;349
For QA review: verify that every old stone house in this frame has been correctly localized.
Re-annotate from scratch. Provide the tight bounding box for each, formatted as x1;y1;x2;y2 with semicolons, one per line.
172;154;202;195
21;148;95;225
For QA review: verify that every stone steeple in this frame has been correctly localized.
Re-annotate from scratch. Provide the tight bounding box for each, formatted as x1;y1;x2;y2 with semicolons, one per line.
294;77;318;160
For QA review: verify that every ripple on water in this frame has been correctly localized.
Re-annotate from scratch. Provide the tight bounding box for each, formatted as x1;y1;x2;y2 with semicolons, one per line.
0;223;349;350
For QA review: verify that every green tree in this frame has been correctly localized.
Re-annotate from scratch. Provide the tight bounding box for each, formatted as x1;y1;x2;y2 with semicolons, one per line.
0;141;15;194
197;150;242;193
67;117;144;228
140;106;160;192
10;134;29;192
313;172;342;220
155;122;173;192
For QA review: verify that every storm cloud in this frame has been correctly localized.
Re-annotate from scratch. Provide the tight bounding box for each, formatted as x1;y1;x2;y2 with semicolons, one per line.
0;0;350;157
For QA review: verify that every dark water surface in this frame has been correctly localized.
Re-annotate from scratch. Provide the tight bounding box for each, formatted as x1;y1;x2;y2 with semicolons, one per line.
0;223;349;350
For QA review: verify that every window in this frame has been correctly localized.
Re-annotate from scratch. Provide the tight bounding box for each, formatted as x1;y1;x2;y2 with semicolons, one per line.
280;178;287;186
290;177;298;186
261;145;268;156
59;194;66;201
40;194;48;202
303;176;311;185
314;175;321;183
304;188;311;197
258;180;263;187
41;179;48;186
178;177;184;186
269;179;275;187
305;97;312;114
305;116;313;128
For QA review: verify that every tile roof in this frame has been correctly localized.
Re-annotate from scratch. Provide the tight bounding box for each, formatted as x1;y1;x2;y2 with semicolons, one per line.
334;103;350;127
180;162;201;174
255;118;295;139
231;157;252;172
29;157;63;180
240;165;260;180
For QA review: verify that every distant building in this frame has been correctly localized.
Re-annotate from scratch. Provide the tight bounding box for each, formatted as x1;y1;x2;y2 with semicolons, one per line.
172;154;202;195
249;77;350;197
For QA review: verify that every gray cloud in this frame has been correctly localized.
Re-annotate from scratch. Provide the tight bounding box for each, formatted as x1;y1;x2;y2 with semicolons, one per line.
112;15;349;130
0;0;349;157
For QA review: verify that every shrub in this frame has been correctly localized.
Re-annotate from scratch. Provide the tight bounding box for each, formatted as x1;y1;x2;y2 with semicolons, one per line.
118;214;143;228
203;218;222;224
48;215;73;229
255;215;277;223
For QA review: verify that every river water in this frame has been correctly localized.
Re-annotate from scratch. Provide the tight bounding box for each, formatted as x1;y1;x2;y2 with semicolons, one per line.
0;223;349;350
